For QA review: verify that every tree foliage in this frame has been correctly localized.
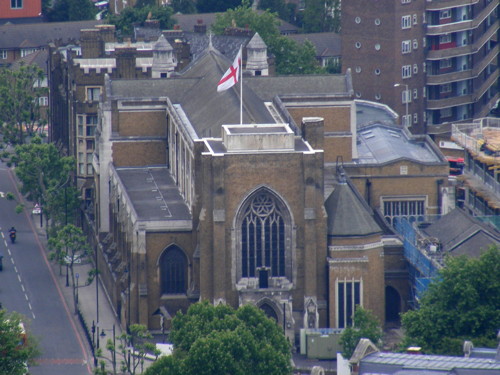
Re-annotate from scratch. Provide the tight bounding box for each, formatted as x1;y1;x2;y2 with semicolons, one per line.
0;64;47;145
401;246;500;355
302;0;340;33
11;137;75;223
145;301;292;375
107;6;175;37
0;310;39;375
339;306;383;359
212;2;323;75
45;0;97;22
171;0;196;14
257;0;290;24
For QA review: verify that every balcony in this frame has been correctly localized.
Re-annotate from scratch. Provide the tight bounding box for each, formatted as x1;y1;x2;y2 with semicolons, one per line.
425;0;479;11
427;93;473;110
426;19;499;60
426;0;498;35
426;44;499;84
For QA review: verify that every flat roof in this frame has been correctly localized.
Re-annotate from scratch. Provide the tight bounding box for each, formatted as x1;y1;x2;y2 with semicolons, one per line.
356;125;443;165
115;166;191;224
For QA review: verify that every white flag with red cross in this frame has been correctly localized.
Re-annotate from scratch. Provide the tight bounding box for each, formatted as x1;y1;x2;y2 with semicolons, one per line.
217;47;242;92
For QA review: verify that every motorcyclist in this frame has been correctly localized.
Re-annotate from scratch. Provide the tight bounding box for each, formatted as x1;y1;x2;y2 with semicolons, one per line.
9;227;16;244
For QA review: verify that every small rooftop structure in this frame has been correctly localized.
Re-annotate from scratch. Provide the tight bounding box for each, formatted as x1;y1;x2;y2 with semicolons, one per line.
222;123;295;152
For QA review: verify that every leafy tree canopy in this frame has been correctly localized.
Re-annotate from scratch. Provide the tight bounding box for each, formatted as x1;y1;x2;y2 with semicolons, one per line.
171;0;196;14
401;246;500;355
302;0;340;33
107;5;175;36
0;310;39;375
0;64;47;145
196;0;242;13
45;0;97;22
145;301;292;375
339;306;383;359
212;1;323;75
257;0;290;24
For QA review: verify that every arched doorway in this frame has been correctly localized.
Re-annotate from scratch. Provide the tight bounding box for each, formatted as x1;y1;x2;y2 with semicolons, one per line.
260;303;278;322
385;286;401;323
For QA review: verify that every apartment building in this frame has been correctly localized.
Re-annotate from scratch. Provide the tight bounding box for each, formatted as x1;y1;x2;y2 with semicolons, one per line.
342;0;499;133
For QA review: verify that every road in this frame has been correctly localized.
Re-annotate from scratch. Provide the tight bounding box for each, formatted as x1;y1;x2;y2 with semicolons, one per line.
0;164;92;375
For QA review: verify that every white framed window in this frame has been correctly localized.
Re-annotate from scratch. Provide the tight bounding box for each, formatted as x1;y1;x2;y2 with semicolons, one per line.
374;68;381;75
375;43;381;51
355;92;361;98
403;114;412;126
440;83;452;93
423;37;426;48
375;93;381;100
375;18;381;25
401;0;411;3
413;14;418;25
0;50;7;59
413;39;418;49
413;113;418;124
86;87;101;102
355;66;362;73
423;87;426;98
402;40;412;54
401;15;412;29
11;0;22;9
413;64;418;74
440;108;452;118
355;17;361;24
382;197;426;225
413;88;418;99
38;96;48;106
336;279;362;328
439;9;451;19
440;59;452;69
402;90;411;104
355;42;362;49
400;166;408;175
20;48;36;58
440;34;452;44
422;12;426;24
402;65;412;78
423;62;427;73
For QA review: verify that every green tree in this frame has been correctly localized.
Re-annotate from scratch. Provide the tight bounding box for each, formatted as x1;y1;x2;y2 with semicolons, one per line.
401;246;500;355
212;2;322;75
145;301;292;375
107;6;175;37
258;0;290;23
196;0;242;13
11;137;75;225
48;224;92;314
46;0;97;22
0;310;39;375
0;64;47;145
302;0;340;33
339;306;383;359
171;0;196;14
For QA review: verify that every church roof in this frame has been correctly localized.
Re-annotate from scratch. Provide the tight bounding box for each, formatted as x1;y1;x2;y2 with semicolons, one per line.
324;179;381;237
153;34;172;51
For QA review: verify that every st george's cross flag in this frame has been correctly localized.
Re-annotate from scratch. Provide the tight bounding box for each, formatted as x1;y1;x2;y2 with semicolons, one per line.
217;47;242;92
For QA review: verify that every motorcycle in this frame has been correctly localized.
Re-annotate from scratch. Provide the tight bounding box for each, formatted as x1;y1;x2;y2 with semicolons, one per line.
9;231;16;244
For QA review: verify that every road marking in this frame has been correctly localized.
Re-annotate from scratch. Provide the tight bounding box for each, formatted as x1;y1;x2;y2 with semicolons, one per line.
18;274;21;283
0;192;4;198
36;358;86;365
21;284;25;292
14;265;18;273
7;249;11;256
25;294;29;301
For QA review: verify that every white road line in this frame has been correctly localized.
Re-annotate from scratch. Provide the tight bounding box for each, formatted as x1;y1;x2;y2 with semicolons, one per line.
25;294;29;301
21;284;25;292
14;266;18;273
11;257;14;264
7;249;11;256
17;274;22;283
4;240;7;247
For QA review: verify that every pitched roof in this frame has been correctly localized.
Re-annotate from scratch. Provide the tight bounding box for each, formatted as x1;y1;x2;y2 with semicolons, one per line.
10;49;48;73
0;20;103;49
423;208;500;256
288;32;341;57
324;179;381;237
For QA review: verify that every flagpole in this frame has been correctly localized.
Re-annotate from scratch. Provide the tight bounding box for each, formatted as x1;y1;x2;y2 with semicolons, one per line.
239;45;243;125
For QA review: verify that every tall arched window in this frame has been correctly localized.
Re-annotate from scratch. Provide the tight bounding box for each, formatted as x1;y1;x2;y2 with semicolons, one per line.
160;246;187;295
239;191;290;280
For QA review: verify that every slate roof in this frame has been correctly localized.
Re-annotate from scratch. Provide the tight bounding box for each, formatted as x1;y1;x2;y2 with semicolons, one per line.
423;208;500;257
324;179;381;237
0;20;103;49
288;32;341;58
10;49;48;73
0;16;44;26
359;351;500;374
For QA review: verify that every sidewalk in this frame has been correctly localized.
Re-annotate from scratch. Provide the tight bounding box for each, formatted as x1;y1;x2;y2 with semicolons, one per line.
30;211;125;372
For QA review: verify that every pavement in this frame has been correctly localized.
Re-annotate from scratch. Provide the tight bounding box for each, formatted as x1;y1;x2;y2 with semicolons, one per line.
29;209;126;372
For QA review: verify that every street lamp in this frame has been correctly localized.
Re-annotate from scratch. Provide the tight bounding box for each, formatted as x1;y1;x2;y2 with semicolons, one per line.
75;272;79;314
100;324;117;374
394;83;409;127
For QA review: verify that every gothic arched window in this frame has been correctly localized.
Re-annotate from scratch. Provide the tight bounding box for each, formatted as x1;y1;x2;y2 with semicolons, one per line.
240;191;289;279
160;246;187;295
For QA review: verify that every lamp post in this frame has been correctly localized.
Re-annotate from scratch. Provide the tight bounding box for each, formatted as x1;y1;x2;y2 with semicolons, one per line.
100;324;117;374
75;272;79;314
91;320;98;367
394;83;409;127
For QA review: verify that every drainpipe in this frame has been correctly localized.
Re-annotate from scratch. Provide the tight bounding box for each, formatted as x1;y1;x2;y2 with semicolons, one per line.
436;179;443;215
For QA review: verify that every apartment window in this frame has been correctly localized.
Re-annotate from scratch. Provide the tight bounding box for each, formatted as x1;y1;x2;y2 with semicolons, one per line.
403;115;412;126
402;90;411;104
355;42;361;49
413;89;418;100
337;280;362;328
355;66;362;73
423;37;426;48
413;39;418;49
374;18;381;25
440;59;452;69
400;166;408;175
402;65;412;78
413;113;418;124
440;34;452;44
11;0;22;9
375;93;381;100
20;48;36;57
0;50;7;59
401;0;411;3
374;69;381;75
439;9;451;19
375;43;381;51
383;198;425;225
413;64;418;74
86;87;101;102
38;96;48;106
440;84;452;93
355;17;361;24
423;87;426;98
86;140;95;150
413;14;418;25
401;15;411;29
402;40;411;54
87;163;93;175
86;115;97;136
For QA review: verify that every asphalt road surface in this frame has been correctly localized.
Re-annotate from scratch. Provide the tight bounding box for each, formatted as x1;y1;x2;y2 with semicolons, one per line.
0;163;92;375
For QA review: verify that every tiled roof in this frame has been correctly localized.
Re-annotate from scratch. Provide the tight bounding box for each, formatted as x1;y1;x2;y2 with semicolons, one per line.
288;32;341;57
